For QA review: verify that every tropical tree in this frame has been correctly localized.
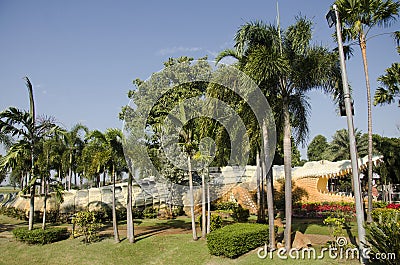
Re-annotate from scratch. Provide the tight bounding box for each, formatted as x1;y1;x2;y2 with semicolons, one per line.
374;31;400;106
335;0;400;223
327;128;369;161
218;17;340;250
307;135;330;161
61;123;89;190
103;128;126;243
0;78;59;230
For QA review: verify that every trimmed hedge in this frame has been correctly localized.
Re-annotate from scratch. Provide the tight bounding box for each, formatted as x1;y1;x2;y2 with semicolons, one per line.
13;227;70;245
207;223;269;258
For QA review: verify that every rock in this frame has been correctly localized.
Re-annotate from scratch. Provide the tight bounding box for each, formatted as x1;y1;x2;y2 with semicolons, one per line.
292;231;312;250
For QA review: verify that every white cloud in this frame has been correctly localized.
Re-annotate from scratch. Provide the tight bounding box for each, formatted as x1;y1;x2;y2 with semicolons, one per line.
157;46;202;56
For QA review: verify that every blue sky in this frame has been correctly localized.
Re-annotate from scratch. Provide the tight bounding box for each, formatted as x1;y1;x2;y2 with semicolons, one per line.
1;0;399;159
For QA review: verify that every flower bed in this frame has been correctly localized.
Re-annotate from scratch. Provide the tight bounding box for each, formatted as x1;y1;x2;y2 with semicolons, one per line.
293;202;355;218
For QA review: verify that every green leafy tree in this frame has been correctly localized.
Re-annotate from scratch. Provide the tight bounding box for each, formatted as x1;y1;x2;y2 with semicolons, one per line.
307;135;330;161
373;134;400;183
335;0;400;223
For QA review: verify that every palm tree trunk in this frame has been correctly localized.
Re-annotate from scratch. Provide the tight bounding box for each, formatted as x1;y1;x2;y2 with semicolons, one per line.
68;153;72;191
201;171;206;239
42;179;47;230
126;172;134;243
256;151;262;223
283;102;292;251
262;120;276;249
206;172;211;234
188;156;197;241
112;165;120;243
360;36;374;223
28;144;35;231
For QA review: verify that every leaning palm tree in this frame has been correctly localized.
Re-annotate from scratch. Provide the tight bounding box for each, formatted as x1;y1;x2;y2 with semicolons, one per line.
335;0;400;223
220;18;340;250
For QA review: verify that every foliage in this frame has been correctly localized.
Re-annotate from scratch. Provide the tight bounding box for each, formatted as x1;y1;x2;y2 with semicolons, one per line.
231;204;249;223
197;213;223;232
294;202;355;220
373;135;400;183
206;223;269;258
72;211;101;244
371;207;400;222
307;135;330;161
143;207;158;219
323;216;345;238
365;215;400;265
213;201;237;211
12;227;69;245
0;206;27;220
372;201;389;208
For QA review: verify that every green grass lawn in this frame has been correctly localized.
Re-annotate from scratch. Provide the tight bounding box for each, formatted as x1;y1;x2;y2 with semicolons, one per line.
0;215;361;265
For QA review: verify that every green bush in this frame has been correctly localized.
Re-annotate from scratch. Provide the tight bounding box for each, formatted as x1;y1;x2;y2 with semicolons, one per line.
0;206;27;220
372;201;388;209
73;211;101;244
231;204;249;222
132;207;144;219
143;207;158;219
371;208;400;223
12;227;69;245
198;213;223;232
207;223;269;258
213;202;237;211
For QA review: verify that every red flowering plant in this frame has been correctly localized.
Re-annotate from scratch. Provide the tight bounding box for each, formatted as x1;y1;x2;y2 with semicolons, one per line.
386;203;400;210
294;202;355;220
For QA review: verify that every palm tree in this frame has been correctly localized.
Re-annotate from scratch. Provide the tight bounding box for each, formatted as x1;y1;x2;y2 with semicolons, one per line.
220;18;340;250
335;0;400;223
0;79;58;230
374;31;400;106
103;128;126;243
61;124;89;190
328;128;369;161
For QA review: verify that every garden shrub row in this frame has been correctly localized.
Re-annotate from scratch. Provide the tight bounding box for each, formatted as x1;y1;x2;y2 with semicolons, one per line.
293;202;355;219
13;227;70;245
207;223;269;258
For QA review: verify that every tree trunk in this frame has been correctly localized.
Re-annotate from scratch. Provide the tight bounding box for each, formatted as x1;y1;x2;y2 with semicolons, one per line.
28;184;35;230
126;172;134;243
28;144;35;231
262;120;276;249
283;102;292;251
68;153;73;191
201;171;206;239
188;156;197;241
360;35;374;224
42;178;47;230
256;151;263;223
206;172;211;234
261;160;266;222
103;171;106;187
112;165;120;243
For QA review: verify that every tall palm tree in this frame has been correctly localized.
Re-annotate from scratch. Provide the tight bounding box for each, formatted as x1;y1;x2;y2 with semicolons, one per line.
220;18;340;250
103;128;126;243
335;0;400;223
0;81;58;230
